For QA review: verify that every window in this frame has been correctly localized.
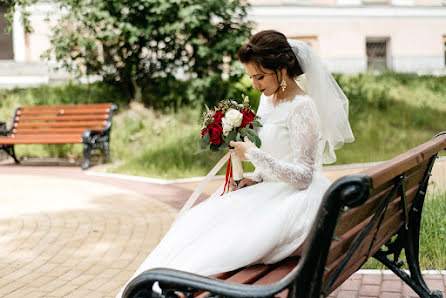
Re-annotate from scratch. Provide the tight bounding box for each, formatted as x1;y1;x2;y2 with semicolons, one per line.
366;38;389;72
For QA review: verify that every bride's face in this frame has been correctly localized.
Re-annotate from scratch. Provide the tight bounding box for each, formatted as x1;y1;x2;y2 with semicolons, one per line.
243;62;279;96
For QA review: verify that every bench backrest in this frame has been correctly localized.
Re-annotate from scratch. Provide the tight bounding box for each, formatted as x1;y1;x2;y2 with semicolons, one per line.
320;134;446;295
10;103;116;142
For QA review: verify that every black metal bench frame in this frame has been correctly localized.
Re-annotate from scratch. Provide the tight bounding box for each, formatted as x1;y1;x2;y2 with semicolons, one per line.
123;133;445;298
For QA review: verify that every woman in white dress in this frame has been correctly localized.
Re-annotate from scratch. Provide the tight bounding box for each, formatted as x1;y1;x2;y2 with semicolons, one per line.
117;30;354;297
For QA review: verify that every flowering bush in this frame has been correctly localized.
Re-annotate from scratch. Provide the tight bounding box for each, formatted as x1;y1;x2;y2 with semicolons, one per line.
200;95;261;152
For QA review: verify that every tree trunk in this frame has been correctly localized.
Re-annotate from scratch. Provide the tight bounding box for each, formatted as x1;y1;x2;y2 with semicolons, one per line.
131;76;142;102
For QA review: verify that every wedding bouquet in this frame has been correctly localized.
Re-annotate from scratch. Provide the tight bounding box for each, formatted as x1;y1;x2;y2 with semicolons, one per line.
200;95;262;187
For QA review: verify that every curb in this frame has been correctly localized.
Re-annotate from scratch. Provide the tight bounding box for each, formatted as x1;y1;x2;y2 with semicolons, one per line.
357;269;446;275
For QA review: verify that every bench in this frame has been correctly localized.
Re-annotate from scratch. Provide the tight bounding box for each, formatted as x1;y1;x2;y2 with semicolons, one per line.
123;132;446;298
0;103;117;169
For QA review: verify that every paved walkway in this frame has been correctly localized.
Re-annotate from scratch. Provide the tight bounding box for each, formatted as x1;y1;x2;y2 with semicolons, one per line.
0;159;445;297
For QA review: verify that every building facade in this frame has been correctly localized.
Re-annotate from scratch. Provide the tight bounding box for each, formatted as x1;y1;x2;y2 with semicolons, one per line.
0;0;445;86
249;0;446;74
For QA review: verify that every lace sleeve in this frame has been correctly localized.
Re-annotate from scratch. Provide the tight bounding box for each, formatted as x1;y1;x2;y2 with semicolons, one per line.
245;98;321;189
249;168;263;183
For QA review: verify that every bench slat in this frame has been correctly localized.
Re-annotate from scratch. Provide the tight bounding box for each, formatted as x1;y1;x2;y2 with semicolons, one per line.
18;108;111;116
334;162;428;236
14;121;106;128
253;257;299;285
224;264;272;284
324;208;408;293
16;115;109;121
327;183;419;267
19;103;112;110
12;128;92;135
0;136;83;144
363;135;446;188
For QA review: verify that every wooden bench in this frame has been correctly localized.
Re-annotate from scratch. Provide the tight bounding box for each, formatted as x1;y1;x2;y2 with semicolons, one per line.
123;132;446;298
0;103;117;169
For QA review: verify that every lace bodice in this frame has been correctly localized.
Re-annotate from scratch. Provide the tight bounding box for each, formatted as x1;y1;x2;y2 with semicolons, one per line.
245;95;322;189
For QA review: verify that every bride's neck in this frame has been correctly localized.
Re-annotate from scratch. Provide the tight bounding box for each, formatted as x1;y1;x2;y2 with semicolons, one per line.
273;80;305;106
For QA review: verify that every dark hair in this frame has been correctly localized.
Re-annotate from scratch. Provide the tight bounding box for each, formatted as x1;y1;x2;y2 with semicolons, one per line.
238;30;304;79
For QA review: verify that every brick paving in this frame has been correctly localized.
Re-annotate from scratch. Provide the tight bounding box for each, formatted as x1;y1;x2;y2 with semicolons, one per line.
0;165;179;297
0;158;444;297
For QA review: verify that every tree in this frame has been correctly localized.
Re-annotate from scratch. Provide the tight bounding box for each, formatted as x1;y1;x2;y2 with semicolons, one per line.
40;0;252;105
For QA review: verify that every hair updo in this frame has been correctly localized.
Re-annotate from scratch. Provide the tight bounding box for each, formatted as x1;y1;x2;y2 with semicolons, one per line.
238;30;304;79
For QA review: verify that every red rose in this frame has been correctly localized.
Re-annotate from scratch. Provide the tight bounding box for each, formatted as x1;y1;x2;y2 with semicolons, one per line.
213;110;223;122
241;109;256;128
204;122;224;145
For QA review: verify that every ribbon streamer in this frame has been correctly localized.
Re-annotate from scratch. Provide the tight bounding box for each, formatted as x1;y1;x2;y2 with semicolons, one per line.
222;155;232;195
177;152;230;218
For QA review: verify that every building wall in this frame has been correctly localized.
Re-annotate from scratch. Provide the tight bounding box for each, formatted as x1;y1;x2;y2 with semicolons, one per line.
249;5;446;74
5;1;446;75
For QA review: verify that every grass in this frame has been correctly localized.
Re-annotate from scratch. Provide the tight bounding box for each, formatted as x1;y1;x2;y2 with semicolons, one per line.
362;189;446;270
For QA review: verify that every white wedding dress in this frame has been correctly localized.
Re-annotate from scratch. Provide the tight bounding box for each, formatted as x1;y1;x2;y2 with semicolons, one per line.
117;94;331;297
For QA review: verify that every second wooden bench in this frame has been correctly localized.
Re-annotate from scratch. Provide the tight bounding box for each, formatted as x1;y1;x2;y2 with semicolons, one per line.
0;103;117;169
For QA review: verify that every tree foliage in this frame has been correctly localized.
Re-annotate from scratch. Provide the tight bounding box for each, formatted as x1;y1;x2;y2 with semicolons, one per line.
42;0;252;105
1;0;37;33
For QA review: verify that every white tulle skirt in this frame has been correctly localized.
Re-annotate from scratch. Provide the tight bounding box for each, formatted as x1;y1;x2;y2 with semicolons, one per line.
117;171;330;297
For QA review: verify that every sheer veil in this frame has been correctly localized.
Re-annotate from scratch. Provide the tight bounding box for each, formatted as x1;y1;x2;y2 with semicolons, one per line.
287;39;354;164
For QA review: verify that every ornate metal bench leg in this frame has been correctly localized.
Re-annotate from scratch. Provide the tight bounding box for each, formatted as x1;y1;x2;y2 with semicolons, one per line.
9;145;20;163
1;145;20;163
100;142;110;163
404;198;443;298
374;196;443;297
82;143;93;170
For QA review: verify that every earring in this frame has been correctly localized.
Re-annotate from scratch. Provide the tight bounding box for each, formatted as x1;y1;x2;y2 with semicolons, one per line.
280;78;287;92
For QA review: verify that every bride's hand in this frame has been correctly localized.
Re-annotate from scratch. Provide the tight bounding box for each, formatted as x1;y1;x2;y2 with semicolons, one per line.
229;137;255;161
229;177;258;191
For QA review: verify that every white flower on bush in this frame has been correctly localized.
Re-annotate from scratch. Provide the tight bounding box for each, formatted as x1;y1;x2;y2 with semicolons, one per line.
222;109;243;137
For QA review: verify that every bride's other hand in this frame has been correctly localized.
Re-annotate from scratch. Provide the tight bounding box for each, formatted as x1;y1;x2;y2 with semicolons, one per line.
229;137;255;161
229;177;258;191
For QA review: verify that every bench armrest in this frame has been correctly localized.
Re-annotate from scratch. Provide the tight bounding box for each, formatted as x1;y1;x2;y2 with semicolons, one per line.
82;129;108;144
0;121;9;136
123;268;288;298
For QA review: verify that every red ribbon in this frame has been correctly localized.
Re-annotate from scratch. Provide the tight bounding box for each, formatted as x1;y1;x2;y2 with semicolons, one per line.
221;155;232;196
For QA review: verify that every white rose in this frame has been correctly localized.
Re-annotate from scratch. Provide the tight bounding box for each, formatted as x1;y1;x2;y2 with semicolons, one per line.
222;118;233;136
223;109;243;129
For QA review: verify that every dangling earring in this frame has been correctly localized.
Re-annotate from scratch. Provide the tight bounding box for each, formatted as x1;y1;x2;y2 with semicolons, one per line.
280;78;287;92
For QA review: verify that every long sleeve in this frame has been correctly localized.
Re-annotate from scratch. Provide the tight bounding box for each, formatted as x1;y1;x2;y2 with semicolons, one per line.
245;98;321;189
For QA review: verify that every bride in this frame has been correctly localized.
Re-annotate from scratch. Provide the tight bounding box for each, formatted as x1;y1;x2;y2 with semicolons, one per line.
117;30;354;297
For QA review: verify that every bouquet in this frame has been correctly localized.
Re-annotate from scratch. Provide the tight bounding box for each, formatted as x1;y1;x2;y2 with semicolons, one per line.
200;94;261;190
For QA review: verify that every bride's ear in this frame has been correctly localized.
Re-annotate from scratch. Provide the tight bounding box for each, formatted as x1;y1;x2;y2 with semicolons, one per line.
280;68;288;79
